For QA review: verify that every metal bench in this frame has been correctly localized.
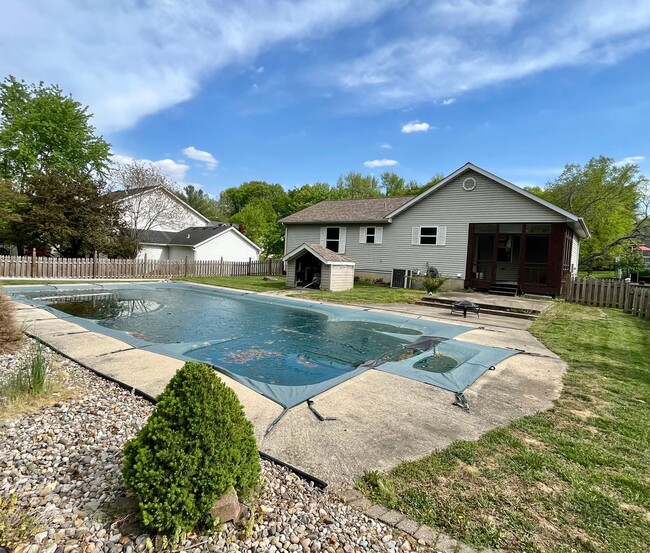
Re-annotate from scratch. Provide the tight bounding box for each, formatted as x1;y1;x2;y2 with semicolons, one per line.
451;300;480;318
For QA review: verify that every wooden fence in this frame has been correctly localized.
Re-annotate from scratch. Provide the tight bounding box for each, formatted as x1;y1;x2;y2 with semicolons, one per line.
0;253;284;280
563;276;650;319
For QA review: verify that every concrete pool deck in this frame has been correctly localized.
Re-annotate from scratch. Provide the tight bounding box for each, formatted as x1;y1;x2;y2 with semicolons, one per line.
10;291;566;487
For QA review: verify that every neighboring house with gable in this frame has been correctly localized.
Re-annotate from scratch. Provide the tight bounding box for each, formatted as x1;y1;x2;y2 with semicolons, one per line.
110;185;261;262
280;162;589;296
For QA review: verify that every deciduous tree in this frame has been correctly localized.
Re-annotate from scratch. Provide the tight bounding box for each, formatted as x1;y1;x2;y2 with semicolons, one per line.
0;76;111;185
533;156;648;270
336;172;381;199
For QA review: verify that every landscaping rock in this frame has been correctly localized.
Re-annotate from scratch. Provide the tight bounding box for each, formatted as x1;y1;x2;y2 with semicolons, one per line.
0;337;447;553
210;486;240;523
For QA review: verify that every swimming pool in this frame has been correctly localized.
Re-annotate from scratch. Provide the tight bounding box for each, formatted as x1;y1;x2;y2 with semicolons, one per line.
11;283;519;409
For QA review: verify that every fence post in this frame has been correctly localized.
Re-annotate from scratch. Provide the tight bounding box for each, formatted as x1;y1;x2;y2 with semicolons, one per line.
184;255;189;277
31;248;36;278
92;251;97;279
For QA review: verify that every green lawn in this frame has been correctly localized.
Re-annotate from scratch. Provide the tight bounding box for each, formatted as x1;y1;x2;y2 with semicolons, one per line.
174;275;289;293
288;282;423;304
577;270;617;279
177;276;424;304
357;303;650;552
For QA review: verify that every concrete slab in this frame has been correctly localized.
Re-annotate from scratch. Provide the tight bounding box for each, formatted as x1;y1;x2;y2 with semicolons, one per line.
10;296;566;489
367;302;533;331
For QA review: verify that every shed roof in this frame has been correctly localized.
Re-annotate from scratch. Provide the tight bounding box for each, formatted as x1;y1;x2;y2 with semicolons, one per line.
279;196;414;224
282;243;355;265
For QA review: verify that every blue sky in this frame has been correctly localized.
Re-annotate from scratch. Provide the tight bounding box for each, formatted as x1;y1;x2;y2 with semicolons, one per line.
2;0;649;196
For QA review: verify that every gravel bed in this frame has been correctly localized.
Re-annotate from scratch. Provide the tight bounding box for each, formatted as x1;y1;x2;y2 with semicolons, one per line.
1;340;431;553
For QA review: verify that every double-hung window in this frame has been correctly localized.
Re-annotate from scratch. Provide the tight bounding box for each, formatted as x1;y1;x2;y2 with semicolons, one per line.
320;226;347;253
411;226;447;246
359;226;383;244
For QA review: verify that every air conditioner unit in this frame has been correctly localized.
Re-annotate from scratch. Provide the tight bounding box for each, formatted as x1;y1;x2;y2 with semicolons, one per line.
391;268;413;289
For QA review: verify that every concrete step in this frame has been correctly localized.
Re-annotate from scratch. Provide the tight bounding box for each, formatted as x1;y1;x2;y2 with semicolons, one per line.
417;296;541;320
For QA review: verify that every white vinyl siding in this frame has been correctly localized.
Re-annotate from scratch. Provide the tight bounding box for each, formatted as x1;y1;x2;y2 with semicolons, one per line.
411;226;446;246
320;226;346;254
193;229;260;262
286;169;569;278
359;226;383;244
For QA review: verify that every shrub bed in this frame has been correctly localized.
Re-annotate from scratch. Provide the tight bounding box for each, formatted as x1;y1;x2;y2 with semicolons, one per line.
122;362;260;538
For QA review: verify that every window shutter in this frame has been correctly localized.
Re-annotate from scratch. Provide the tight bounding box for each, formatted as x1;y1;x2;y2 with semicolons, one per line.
339;227;347;253
359;227;367;243
375;227;383;245
437;226;447;246
320;227;327;247
411;227;420;245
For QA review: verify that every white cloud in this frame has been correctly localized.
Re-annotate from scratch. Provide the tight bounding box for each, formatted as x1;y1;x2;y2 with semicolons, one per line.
380;143;392;149
363;159;398;168
110;153;189;182
333;1;650;109
256;66;265;73
441;98;456;105
0;0;396;132
401;121;431;133
183;146;219;170
614;155;645;166
429;0;525;28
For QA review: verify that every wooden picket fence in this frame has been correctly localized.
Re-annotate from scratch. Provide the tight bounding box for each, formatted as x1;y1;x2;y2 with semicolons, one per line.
563;276;650;319
0;253;284;280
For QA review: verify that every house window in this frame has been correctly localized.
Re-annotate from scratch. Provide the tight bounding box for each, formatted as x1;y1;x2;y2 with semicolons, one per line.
320;226;347;253
326;227;340;251
359;226;383;244
420;226;438;245
412;226;447;246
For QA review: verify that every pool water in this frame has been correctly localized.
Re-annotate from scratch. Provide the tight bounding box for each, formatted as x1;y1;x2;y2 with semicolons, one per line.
13;283;518;408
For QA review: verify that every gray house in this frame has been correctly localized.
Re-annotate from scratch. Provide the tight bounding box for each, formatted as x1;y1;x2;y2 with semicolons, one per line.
280;163;590;296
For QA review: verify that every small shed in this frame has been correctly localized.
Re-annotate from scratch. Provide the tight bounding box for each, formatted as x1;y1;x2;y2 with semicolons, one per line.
282;243;355;291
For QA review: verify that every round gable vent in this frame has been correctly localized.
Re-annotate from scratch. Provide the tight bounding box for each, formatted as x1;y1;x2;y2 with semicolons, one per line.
462;177;477;191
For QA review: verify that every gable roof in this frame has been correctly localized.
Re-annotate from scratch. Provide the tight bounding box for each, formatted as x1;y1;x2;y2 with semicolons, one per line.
106;186;159;201
139;224;262;252
386;162;590;239
168;224;233;246
282;243;355;265
279;196;414;224
136;229;176;245
109;185;211;224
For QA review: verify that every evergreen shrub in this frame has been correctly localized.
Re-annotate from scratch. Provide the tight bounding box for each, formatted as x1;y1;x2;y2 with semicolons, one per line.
122;362;260;537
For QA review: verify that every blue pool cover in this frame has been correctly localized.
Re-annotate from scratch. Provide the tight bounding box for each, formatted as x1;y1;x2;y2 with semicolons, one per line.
10;282;520;409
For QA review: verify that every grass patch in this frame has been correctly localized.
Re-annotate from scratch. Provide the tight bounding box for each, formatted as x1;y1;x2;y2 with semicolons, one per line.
577;270;617;279
0;494;42;549
290;282;423;305
177;276;424;304
357;303;650;552
0;285;23;352
175;275;289;293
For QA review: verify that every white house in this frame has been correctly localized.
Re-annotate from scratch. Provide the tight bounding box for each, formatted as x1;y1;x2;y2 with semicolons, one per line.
280;163;590;296
111;185;261;262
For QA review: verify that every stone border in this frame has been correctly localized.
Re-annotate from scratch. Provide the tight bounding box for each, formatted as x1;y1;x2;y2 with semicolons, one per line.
338;489;494;553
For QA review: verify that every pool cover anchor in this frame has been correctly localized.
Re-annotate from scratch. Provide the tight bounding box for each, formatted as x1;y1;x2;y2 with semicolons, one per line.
453;392;470;412
307;399;338;422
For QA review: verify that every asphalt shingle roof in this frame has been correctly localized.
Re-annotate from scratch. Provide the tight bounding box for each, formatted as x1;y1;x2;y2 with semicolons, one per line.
137;230;176;244
167;224;232;246
279;196;415;224
304;243;353;263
